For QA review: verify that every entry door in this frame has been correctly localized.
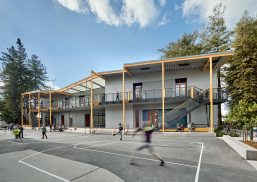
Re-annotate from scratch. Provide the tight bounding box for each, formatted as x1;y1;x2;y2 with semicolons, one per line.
133;83;143;99
61;115;64;126
175;78;187;96
85;114;90;127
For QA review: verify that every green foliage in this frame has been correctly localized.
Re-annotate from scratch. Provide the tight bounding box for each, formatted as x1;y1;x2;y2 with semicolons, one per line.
229;130;240;137
201;3;233;127
201;3;233;52
214;128;225;137
225;12;257;107
226;100;257;130
27;54;48;90
159;32;202;58
0;38;48;124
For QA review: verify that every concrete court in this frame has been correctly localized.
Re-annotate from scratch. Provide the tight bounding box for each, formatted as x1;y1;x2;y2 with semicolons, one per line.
0;130;257;182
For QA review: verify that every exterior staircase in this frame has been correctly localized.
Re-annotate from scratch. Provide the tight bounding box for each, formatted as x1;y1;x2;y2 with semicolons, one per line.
157;88;227;129
23;111;39;127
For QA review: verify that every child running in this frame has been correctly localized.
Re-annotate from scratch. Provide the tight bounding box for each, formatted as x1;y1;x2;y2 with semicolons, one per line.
12;126;22;142
113;123;123;140
129;122;165;166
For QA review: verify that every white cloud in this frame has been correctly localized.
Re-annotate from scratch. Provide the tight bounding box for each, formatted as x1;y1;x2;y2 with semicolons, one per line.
87;0;121;26
159;0;166;7
56;0;167;28
182;0;257;28
45;81;60;90
56;0;88;13
121;0;158;28
158;13;169;26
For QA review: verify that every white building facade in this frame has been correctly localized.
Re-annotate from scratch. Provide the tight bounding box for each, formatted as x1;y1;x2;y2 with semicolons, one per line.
21;52;233;132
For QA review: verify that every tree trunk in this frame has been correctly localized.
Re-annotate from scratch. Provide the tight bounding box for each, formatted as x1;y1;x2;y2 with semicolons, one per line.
250;128;254;141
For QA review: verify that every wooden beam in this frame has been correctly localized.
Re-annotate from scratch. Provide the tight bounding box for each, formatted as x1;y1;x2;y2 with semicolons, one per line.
122;68;125;128
38;92;41;128
90;72;93;134
29;94;31;127
91;70;106;80
213;56;231;71
60;77;91;92
124;52;234;68
79;84;90;90
92;81;104;88
69;87;82;92
202;59;210;71
49;92;52;125
124;67;133;77
209;57;214;133
21;95;24;127
162;62;165;133
51;90;71;96
100;70;123;76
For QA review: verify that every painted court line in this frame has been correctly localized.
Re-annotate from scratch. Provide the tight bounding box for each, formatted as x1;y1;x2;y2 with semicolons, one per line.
74;142;197;168
194;142;204;182
79;141;120;149
19;160;69;182
18;140;115;182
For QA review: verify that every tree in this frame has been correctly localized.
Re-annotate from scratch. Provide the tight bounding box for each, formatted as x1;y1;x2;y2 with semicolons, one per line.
0;38;48;124
27;54;48;90
0;39;29;123
201;3;233;127
201;3;232;52
226;100;257;141
159;32;202;58
225;12;257;140
225;12;257;106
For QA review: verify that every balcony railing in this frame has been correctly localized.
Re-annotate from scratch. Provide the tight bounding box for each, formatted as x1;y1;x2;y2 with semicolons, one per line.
43;87;227;110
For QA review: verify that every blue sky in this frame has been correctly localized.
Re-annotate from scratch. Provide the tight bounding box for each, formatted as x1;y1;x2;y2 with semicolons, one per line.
0;0;256;89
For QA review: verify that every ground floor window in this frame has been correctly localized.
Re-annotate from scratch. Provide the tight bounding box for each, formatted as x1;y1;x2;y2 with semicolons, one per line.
142;109;187;129
94;113;105;128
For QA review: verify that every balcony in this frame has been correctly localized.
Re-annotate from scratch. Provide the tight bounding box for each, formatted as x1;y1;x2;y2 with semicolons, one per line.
104;86;202;105
47;87;228;111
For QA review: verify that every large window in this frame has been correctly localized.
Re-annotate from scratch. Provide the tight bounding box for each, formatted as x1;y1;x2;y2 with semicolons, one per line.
93;113;105;128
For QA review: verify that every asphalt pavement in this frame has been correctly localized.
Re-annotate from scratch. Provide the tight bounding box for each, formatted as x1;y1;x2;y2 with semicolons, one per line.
0;130;256;182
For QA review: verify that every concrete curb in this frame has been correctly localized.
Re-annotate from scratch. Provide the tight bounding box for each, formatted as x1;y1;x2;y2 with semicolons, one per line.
223;135;257;160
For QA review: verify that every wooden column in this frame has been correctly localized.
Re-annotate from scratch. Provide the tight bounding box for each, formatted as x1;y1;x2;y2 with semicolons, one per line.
29;94;31;127
90;72;93;134
21;94;24;127
162;62;165;132
190;86;194;98
122;68;125;128
209;57;214;132
49;91;52;125
38;92;41;128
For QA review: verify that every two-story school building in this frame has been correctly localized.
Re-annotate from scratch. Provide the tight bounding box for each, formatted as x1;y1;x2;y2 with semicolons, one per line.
21;51;233;132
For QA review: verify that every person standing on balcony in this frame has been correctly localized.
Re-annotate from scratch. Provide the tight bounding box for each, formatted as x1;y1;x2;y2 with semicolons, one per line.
42;125;47;139
116;91;120;101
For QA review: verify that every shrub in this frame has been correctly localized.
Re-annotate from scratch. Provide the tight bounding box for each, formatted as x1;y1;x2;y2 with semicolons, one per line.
215;128;225;137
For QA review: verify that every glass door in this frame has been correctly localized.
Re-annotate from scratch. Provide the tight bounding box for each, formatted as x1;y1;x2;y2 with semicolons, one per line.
175;78;187;96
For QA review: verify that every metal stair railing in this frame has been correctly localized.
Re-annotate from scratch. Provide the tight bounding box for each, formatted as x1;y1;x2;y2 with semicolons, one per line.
158;89;208;128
